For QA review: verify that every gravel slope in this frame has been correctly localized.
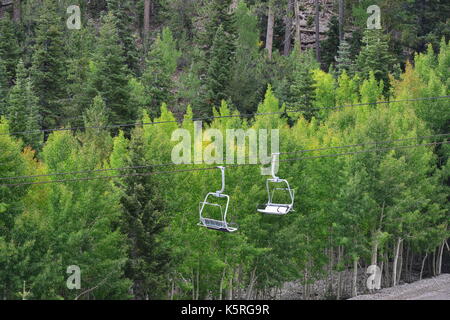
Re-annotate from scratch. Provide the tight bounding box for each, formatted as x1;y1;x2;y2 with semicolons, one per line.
349;274;450;300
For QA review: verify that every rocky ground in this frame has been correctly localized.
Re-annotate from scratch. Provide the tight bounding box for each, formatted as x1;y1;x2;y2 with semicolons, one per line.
277;268;449;300
349;274;450;300
280;268;377;300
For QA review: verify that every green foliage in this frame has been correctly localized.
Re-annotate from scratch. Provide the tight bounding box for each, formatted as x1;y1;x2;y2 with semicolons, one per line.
229;1;264;114
280;49;319;120
321;16;340;70
204;24;235;114
111;127;171;299
142;27;181;117
107;0;139;72
0;62;8;112
0;0;449;301
200;0;236;53
0;13;20;86
88;12;133;124
6;60;42;150
354;29;396;87
335;40;354;76
30;0;67;129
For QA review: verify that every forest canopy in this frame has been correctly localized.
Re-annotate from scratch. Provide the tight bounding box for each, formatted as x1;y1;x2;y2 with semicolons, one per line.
0;0;449;300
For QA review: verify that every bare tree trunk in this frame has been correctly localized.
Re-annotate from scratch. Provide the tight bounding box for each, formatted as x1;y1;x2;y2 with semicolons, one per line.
336;246;343;300
236;265;242;299
379;259;384;288
314;0;320;62
196;266;200;300
420;253;428;280
384;250;389;287
404;243;410;282
397;239;404;285
144;0;151;40
392;237;402;286
265;3;274;60
294;0;302;52
219;267;226;300
170;278;175;300
246;267;257;300
432;250;436;276
283;0;293;56
304;272;309;300
371;237;378;267
437;241;444;275
338;0;344;43
352;257;358;297
192;270;195;300
13;0;20;22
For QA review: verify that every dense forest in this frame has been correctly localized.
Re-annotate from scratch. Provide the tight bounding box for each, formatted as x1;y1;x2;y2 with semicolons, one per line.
0;0;449;300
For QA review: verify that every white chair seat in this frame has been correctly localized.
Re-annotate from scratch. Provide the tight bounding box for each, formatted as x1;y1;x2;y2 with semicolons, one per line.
257;205;291;215
199;219;238;233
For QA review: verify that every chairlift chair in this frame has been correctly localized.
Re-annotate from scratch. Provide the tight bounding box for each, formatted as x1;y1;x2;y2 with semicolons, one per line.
198;166;238;233
257;153;295;215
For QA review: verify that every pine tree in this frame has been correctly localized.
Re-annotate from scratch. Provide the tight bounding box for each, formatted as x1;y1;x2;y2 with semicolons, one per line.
112;128;171;300
0;13;20;86
81;95;112;160
201;0;236;53
229;0;264;114
205;24;234;114
65;22;97;127
0;63;8;113
106;0;139;72
88;12;132;124
321;16;340;70
30;0;66;129
288;49;319;119
354;29;396;87
335;40;354;76
7;60;42;150
141;27;180;117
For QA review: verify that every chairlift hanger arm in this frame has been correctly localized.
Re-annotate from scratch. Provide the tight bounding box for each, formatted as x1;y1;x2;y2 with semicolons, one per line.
216;166;225;195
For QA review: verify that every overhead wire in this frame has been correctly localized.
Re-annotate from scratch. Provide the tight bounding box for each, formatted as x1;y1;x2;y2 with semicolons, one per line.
0;133;448;182
1;139;448;188
1;95;449;137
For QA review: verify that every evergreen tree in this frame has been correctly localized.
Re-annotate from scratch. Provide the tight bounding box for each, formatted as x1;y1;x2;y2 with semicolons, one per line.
7;60;42;150
30;0;67;129
88;12;133;124
0;63;8;113
354;29;396;87
81;94;112;160
111;128;171;300
107;0;139;72
321;16;340;70
204;24;234;114
0;13;20;86
65;21;97;127
200;0;236;53
287;49;319;119
229;0;264;115
335;40;354;76
141;27;180;117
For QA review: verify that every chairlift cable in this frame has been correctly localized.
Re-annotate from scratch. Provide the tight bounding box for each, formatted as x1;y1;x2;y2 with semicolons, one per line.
1;95;449;137
1;140;448;188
